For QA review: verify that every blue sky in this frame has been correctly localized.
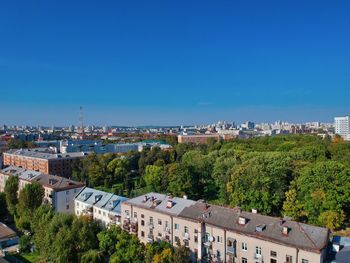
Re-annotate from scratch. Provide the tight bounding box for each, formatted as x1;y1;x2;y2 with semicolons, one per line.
1;0;350;126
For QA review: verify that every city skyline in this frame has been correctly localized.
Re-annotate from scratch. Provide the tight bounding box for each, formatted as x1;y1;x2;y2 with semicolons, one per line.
1;1;350;125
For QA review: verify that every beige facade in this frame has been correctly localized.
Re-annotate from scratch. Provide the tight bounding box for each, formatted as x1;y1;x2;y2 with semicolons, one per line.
121;193;329;263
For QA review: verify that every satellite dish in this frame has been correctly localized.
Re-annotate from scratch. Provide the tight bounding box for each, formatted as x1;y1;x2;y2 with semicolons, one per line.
208;236;214;242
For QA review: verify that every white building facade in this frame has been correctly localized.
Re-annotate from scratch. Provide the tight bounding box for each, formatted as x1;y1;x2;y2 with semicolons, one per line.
335;116;350;140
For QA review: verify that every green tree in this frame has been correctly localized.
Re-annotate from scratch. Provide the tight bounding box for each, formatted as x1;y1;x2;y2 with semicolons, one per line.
81;249;104;263
17;182;44;214
227;152;293;215
97;225;121;256
296;161;350;227
109;231;145;263
172;245;192;263
19;235;32;253
4;176;19;215
144;165;164;192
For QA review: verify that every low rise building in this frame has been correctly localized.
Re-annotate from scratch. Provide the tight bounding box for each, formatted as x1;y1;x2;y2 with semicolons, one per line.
3;149;89;178
0;223;18;250
178;134;221;144
75;187;128;227
122;193;329;263
0;167;85;214
0;166;25;192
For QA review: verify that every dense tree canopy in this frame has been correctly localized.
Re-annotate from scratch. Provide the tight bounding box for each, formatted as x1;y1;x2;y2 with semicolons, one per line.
71;134;350;230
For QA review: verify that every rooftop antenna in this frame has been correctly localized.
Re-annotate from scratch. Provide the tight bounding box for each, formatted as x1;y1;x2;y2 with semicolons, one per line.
79;106;84;137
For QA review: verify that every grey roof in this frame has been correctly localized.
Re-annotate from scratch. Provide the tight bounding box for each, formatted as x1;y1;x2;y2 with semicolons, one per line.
75;187;128;215
18;170;42;181
5;149;90;160
0;166;26;176
2;167;84;190
125;192;196;216
31;174;85;191
178;202;329;253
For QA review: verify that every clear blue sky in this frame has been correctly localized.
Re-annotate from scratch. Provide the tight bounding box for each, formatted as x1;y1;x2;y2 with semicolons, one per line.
1;0;349;126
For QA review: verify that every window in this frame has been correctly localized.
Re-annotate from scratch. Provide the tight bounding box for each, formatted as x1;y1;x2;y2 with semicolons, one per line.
286;255;293;263
194;236;198;243
141;214;144;218
217;236;223;243
242;242;247;251
158;232;162;237
270;251;277;257
98;210;101;215
149;217;153;224
134;212;137;218
184;226;189;233
66;205;69;210
165;221;169;228
103;212;106;216
175;236;180;243
216;250;221;258
270;259;277;263
242;258;247;263
255;246;262;256
66;190;69;195
174;223;179;230
141;231;145;237
158;219;162;225
141;220;145;226
302;260;309;263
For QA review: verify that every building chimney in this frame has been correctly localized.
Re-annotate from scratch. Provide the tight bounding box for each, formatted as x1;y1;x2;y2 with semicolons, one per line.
252;208;258;214
166;200;173;208
238;216;247;225
183;194;188;200
282;226;289;235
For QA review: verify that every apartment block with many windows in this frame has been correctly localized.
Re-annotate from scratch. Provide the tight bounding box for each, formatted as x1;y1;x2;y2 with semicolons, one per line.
122;193;329;263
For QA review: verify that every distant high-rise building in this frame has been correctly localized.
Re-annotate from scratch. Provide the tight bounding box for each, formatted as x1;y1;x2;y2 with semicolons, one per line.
335;116;350;140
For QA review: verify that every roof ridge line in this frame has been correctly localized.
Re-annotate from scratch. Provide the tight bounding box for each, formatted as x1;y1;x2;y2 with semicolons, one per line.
296;222;318;249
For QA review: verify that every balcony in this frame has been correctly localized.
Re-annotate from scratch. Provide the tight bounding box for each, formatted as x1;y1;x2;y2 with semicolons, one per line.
182;232;190;240
227;246;236;255
130;222;138;233
254;254;263;262
147;234;154;243
122;219;130;231
148;222;154;228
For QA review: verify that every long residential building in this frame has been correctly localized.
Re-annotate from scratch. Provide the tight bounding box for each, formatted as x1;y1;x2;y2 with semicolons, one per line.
74;187;128;227
0;166;85;214
121;193;329;263
3;149;89;177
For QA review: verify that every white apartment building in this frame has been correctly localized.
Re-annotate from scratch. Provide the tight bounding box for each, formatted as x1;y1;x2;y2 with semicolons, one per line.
335;116;350;140
74;187;128;227
0;166;85;214
121;193;329;263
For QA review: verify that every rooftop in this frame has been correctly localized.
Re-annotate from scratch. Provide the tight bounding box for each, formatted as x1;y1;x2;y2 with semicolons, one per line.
0;223;17;240
0;167;85;191
0;166;26;176
5;148;90;160
178;201;329;253
75;187;128;214
124;192;195;216
32;174;85;191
